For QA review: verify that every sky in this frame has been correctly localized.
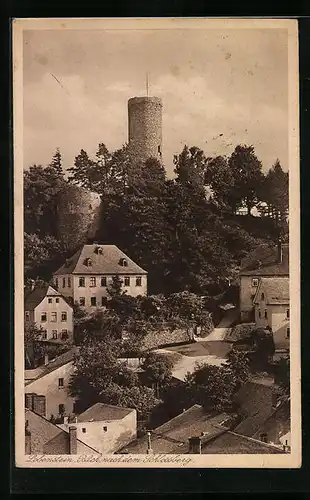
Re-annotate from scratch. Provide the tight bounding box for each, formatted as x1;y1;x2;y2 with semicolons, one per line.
23;27;288;177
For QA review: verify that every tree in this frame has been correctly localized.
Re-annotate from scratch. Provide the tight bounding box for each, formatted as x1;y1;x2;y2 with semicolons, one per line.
174;145;207;191
228;145;264;214
226;350;251;389
205;155;238;212
67;149;95;189
24;163;66;236
49;148;63;175
185;363;237;412
100;384;161;422
142;353;174;397
107;275;126;298
261;159;289;236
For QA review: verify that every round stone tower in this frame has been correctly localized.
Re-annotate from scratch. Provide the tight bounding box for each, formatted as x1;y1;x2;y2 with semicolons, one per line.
56;185;101;251
128;96;163;164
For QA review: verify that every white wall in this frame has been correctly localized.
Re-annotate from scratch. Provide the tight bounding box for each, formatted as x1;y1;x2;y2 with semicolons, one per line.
59;410;137;454
255;302;289;350
25;361;76;419
72;274;147;311
33;295;73;342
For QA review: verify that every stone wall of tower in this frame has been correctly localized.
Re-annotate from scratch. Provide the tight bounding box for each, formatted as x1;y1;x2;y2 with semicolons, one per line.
56;185;101;251
128;96;163;164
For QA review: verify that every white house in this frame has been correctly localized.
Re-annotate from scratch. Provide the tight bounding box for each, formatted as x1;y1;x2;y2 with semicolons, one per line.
58;403;137;454
25;347;78;420
24;285;73;343
53;244;147;311
253;277;290;351
239;241;289;322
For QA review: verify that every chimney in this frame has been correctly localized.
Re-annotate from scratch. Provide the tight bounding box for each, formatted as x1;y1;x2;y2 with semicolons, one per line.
69;426;77;455
146;431;153;454
25;420;31;454
188;436;202;454
277;237;283;263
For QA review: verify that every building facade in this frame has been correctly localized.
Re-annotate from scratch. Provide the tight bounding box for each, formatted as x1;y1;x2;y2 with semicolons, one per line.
59;403;137;454
239;242;289;322
25;285;73;343
25;348;77;420
253;277;290;350
53;244;147;311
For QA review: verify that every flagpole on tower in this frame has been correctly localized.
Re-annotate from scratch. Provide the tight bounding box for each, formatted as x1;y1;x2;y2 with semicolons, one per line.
146;72;149;97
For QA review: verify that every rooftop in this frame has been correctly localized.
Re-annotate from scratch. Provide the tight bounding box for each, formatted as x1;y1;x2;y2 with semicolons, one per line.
53;244;147;276
25;347;78;386
25;409;99;454
25;285;69;310
77;403;134;423
202;430;285;454
253;277;289;305
233;381;274;438
119;405;232;454
240;243;289;276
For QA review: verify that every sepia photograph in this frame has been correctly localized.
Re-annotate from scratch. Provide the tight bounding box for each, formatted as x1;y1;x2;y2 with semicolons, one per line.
13;17;300;468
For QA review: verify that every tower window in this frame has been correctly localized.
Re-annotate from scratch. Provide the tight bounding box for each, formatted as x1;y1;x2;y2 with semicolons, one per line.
261;293;265;300
286;327;290;339
264;310;268;319
158;145;162;155
286;309;290;319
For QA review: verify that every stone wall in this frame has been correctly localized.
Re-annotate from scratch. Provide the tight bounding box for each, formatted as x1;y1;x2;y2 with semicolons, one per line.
128;96;163;164
56;185;101;251
142;326;194;351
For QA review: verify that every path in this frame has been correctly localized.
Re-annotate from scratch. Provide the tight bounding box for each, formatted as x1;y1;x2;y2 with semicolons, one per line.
154;348;226;382
195;307;239;342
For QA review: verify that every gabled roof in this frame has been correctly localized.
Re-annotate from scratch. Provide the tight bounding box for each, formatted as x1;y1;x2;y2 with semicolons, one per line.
240;244;289;276
77;403;134;423
201;430;285;454
25;347;78;386
24;285;66;311
253;277;289;305
25;409;99;454
53;244;147;275
233;381;274;438
118;405;231;454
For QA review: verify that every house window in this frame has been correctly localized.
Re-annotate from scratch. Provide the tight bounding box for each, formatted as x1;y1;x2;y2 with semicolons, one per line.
61;312;67;322
58;378;64;388
68;277;71;288
79;277;85;287
41;312;47;322
79;297;85;307
252;278;259;287
286;309;290;319
91;297;97;307
136;276;142;287
56;298;59;303
55;278;58;289
82;428;86;433
90;277;96;287
101;296;108;307
258;310;261;318
48;298;52;304
61;329;68;340
51;312;57;322
25;311;30;321
261;293;265;300
103;426;107;432
42;329;47;339
62;277;66;288
58;404;65;415
286;327;290;339
101;277;107;287
124;277;130;287
264;310;268;319
52;330;58;339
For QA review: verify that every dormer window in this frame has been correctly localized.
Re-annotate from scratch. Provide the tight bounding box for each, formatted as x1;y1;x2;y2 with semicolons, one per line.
119;258;128;267
84;258;92;267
